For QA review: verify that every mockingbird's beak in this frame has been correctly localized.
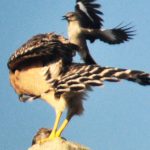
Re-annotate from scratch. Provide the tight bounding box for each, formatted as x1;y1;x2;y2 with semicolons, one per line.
62;15;67;20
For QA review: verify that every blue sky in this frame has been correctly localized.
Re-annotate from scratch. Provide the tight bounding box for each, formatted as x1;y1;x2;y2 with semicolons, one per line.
0;0;150;149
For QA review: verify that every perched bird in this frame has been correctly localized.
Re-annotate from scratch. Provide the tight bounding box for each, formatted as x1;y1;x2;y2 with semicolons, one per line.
8;33;149;143
63;0;135;64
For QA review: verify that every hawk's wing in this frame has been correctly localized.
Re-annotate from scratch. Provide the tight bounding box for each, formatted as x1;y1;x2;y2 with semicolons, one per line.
81;24;135;44
54;64;150;95
75;0;103;29
7;33;77;71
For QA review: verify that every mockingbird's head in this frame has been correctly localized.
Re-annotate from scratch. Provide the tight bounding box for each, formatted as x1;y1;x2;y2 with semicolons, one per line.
62;12;80;22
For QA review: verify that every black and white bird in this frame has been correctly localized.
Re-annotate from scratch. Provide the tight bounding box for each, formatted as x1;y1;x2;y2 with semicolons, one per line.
63;0;135;64
8;33;149;143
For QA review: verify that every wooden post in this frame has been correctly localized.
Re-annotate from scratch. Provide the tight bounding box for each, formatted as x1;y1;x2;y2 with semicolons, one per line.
28;138;90;150
28;128;90;150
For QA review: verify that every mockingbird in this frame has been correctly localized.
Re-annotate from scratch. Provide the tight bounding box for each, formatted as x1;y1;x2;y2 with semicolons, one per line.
63;0;135;64
8;33;149;143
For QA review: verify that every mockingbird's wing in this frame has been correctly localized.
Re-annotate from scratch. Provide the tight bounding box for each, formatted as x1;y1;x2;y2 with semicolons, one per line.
81;24;135;44
75;0;103;29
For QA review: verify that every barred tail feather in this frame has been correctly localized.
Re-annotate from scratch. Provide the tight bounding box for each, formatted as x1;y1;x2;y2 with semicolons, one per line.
54;64;149;95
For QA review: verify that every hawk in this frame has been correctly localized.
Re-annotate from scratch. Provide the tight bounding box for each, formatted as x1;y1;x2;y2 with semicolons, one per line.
63;0;135;64
8;33;149;143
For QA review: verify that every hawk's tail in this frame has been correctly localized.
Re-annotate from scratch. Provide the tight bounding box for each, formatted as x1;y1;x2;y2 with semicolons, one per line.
54;64;150;94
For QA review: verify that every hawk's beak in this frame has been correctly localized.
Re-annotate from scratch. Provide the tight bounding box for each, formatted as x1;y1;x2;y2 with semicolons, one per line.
62;15;67;20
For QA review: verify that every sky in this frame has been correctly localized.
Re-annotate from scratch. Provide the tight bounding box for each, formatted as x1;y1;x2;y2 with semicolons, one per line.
0;0;150;149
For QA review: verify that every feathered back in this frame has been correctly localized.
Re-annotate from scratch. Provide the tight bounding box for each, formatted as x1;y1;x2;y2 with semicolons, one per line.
7;33;78;71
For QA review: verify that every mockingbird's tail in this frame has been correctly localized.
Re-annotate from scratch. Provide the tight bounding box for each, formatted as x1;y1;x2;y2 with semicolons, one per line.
80;50;97;65
78;44;97;65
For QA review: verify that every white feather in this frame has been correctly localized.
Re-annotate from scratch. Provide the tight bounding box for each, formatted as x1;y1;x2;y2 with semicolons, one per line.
77;2;94;22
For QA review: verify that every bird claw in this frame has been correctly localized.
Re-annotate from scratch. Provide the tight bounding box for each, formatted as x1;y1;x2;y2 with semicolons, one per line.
37;132;62;144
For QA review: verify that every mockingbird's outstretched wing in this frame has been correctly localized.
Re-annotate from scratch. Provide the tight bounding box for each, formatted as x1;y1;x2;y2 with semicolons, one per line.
81;24;135;44
75;0;103;29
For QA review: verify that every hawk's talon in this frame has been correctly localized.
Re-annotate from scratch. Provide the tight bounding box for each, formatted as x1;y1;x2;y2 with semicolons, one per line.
55;131;61;138
37;136;62;145
37;135;56;144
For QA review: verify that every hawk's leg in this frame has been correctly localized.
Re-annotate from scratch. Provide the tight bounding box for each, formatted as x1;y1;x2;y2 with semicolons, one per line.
39;111;62;144
49;111;62;139
56;115;71;138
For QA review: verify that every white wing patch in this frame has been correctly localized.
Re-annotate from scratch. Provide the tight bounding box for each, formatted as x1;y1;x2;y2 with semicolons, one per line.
101;29;116;40
77;2;94;22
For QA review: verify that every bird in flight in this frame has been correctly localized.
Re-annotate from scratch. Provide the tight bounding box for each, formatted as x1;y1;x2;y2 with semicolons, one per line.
8;33;149;143
63;0;135;64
